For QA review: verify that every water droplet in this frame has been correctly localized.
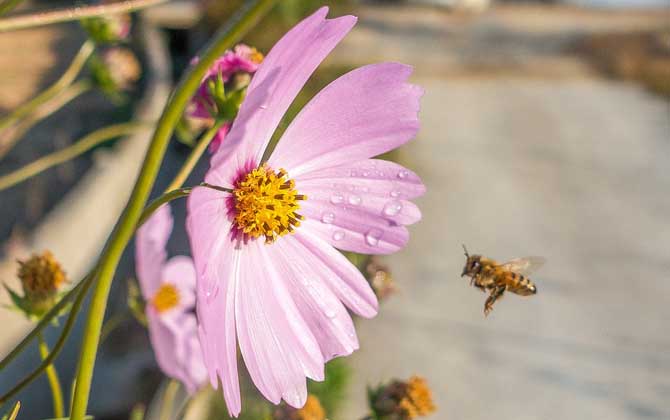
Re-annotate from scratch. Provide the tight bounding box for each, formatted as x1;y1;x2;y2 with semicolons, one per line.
362;171;370;177
321;212;335;224
330;193;344;204
349;170;357;177
348;195;361;205
365;229;383;246
325;308;337;319
390;190;401;198
260;104;268;109
397;170;409;179
332;230;345;241
383;201;403;217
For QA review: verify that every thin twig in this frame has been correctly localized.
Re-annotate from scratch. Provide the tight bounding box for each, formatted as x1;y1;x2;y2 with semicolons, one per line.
0;122;150;191
0;80;92;159
0;0;169;32
0;40;94;132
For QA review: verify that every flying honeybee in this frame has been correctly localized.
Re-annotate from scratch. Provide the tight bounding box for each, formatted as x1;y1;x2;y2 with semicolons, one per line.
460;245;545;316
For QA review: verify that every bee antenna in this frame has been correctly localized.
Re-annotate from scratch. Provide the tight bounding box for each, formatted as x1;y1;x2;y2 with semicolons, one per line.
462;244;469;257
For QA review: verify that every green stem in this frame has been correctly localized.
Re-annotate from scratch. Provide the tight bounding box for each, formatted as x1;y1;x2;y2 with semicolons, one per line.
0;0;168;32
37;334;64;418
138;187;192;226
0;272;92;372
69;2;278;419
0;80;92;159
167;120;225;191
0;40;94;132
0;273;94;406
0;0;24;17
159;379;179;420
0;122;150;191
99;312;130;343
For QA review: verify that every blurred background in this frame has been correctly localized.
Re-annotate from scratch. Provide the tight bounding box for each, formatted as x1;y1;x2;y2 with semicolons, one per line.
0;0;669;419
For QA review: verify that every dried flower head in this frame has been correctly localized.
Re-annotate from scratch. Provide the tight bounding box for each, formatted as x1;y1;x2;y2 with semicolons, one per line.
273;395;326;420
369;376;436;420
365;257;396;300
89;47;141;100
4;251;68;318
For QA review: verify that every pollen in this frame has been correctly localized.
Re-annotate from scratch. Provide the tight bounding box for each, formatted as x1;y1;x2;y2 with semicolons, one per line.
152;284;180;313
398;376;436;419
233;165;306;243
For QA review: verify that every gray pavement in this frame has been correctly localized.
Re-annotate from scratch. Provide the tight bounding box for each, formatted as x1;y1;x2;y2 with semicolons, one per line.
335;5;670;419
341;77;670;419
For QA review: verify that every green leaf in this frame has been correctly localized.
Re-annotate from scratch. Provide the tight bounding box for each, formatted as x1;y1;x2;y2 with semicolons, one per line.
1;401;20;420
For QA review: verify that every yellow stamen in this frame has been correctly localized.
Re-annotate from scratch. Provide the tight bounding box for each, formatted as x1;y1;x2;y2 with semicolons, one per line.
295;395;326;420
152;284;180;313
248;47;264;64
233;165;306;243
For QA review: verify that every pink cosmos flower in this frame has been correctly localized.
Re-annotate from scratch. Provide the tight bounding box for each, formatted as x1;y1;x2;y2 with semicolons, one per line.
187;7;424;416
135;204;207;394
189;44;263;120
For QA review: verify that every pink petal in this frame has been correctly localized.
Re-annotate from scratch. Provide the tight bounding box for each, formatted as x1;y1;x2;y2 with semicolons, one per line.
300;206;410;255
235;240;324;407
161;255;196;311
296;159;426;199
271;235;360;360
136;204;173;299
186;186;241;415
208;7;356;186
294;229;379;318
268;63;423;177
147;310;205;395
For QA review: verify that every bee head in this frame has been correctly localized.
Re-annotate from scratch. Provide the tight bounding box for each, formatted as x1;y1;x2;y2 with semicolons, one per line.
461;245;482;278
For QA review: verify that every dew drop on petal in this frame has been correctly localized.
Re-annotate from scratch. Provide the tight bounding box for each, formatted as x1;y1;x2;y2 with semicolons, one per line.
397;170;409;179
348;195;362;206
365;228;383;246
362;171;370;177
321;212;335;224
390;190;401;198
333;230;345;241
260;104;268;109
350;170;357;177
383;201;403;217
330;193;344;204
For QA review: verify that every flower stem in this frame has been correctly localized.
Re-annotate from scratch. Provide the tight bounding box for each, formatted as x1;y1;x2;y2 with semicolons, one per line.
159;379;180;420
0;122;150;191
166;120;225;191
37;333;64;418
0;40;94;132
0;0;25;17
68;2;278;419
0;272;94;406
0;80;92;159
0;0;168;32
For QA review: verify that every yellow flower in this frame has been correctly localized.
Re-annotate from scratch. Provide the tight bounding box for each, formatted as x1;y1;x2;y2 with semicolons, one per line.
398;376;436;419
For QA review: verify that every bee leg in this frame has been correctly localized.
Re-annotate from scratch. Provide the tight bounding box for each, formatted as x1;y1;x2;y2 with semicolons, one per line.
484;286;506;316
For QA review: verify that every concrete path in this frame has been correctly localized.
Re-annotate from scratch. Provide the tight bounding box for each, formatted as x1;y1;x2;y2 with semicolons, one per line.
338;5;670;420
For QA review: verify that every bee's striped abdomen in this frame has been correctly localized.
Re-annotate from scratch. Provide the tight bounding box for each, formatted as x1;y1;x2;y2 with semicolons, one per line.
505;272;537;296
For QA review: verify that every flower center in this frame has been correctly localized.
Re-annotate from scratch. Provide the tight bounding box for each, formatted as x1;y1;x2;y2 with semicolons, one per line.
152;284;180;313
233;165;306;243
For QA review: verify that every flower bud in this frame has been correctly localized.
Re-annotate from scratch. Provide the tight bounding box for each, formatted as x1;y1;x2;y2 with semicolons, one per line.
4;251;68;318
273;394;326;420
90;47;141;100
369;376;436;420
80;14;131;44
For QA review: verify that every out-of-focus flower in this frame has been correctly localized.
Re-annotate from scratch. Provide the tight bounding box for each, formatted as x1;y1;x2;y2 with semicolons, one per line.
3;251;68;319
368;376;436;420
273;395;326;420
182;44;262;153
365;256;396;300
135;204;206;394
80;14;131;44
187;7;424;416
88;47;141;103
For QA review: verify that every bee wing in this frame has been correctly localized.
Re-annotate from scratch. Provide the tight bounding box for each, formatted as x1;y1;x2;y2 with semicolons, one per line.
499;257;546;276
